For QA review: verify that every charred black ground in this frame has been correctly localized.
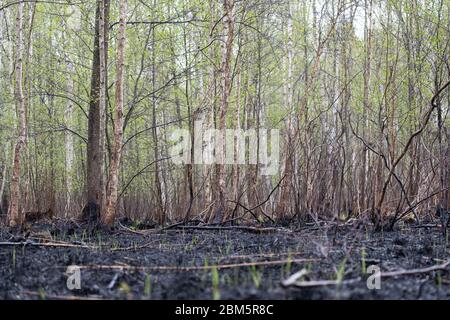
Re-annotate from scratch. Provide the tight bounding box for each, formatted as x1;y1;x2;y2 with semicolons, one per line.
0;220;449;300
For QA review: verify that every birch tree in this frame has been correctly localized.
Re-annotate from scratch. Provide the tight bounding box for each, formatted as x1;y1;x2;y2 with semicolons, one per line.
8;1;25;227
215;0;235;222
102;0;127;226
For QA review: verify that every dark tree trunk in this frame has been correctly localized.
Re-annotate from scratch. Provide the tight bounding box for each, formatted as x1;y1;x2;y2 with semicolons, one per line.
83;0;110;223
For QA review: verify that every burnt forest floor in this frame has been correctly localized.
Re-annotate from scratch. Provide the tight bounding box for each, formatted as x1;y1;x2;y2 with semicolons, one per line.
0;218;449;300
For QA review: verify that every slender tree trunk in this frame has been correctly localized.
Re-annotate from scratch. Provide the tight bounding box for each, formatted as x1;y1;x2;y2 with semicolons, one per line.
97;0;107;211
23;2;35;213
8;1;26;227
62;16;75;217
436;77;449;211
65;61;74;217
215;0;235;222
276;0;294;219
204;0;217;222
102;0;126;226
0;143;9;215
232;44;242;208
182;20;194;221
360;0;372;213
152;13;165;224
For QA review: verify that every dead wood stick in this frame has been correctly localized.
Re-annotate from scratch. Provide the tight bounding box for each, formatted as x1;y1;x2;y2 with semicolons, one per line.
107;273;120;290
380;260;450;278
223;251;306;261
283;277;362;288
22;290;103;300
75;258;317;272
173;225;288;233
110;240;159;251
281;269;309;287
411;224;441;229
282;260;450;288
0;241;95;249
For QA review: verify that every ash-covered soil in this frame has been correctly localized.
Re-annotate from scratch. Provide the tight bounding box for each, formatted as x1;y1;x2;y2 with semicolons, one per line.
0;220;449;300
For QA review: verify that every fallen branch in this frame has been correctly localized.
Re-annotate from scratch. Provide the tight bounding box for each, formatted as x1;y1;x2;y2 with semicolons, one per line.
282;260;450;288
411;224;441;229
22;290;103;300
110;240;160;251
281;269;309;287
173;225;288;234
380;260;450;278
75;258;317;272
282;277;362;288
0;239;162;251
107;273;121;290
224;251;307;261
0;240;95;249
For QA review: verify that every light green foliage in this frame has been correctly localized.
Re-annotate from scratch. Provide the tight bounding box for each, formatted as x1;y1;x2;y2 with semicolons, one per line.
0;0;447;221
211;266;220;300
143;274;152;298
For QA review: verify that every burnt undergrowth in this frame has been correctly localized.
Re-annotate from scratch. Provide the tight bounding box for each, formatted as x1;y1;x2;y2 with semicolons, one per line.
0;218;449;300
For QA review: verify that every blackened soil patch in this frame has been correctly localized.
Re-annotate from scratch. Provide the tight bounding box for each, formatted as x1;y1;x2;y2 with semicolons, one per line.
0;221;449;299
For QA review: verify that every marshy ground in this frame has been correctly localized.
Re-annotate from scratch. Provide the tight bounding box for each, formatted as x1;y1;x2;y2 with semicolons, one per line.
0;220;449;300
